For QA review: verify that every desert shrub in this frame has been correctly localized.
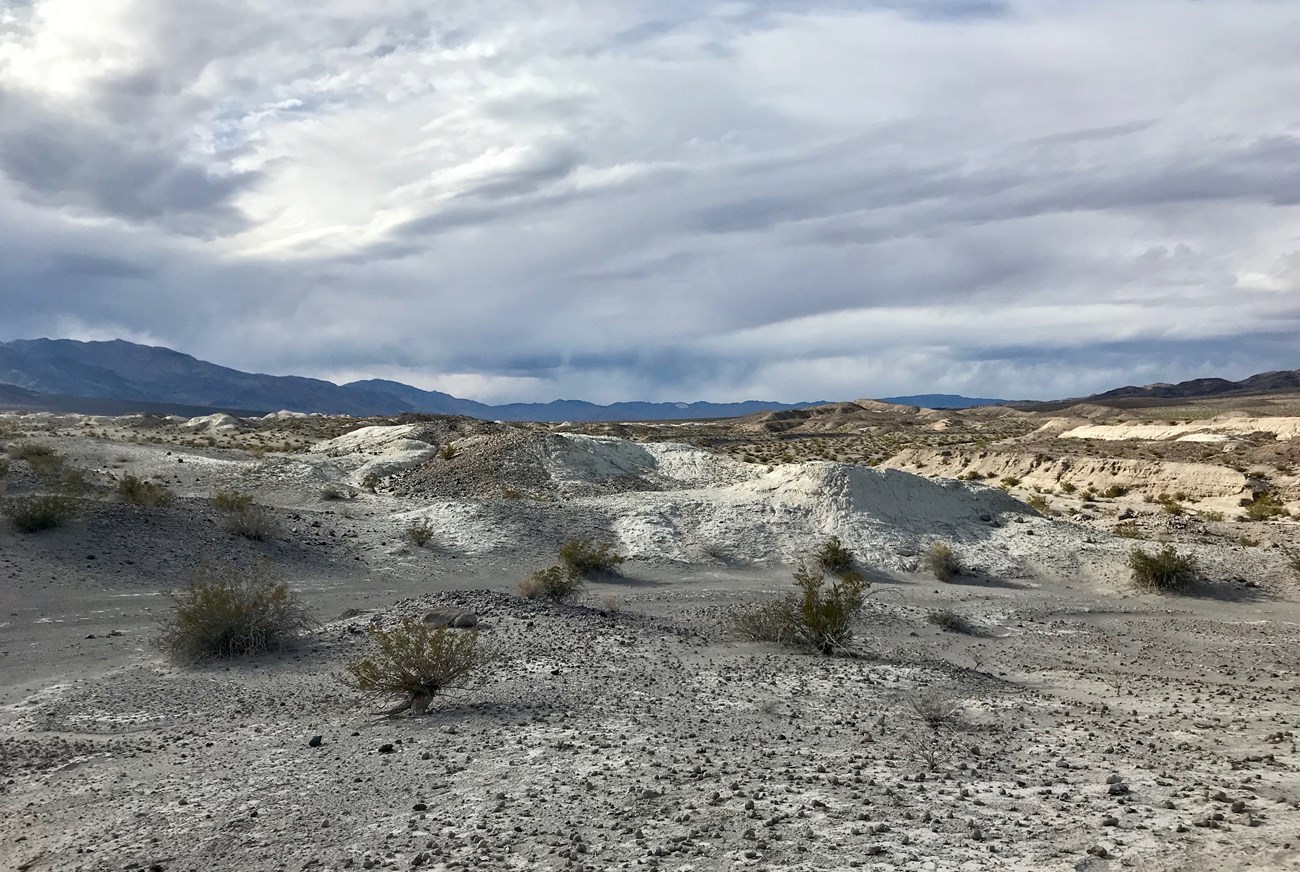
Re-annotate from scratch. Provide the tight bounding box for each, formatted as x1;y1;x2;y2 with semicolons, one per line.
1058;481;1077;494
1199;510;1226;522
927;609;979;635
406;519;434;547
343;618;478;716
734;598;797;644
1000;476;1020;488
910;690;964;732
517;565;584;602
1101;484;1129;499
156;563;313;663
221;502;278;540
500;486;523;500
361;472;382;493
1161;499;1185;516
319;483;356;501
1025;493;1050;514
1114;522;1143;539
790;562;867;654
9;442;55;461
1241;493;1288;521
814;535;856;576
438;442;458;460
1128;545;1197;592
558;538;625;577
212;489;255;513
2;493;79;532
923;541;961;581
733;561;867;655
117;474;174;507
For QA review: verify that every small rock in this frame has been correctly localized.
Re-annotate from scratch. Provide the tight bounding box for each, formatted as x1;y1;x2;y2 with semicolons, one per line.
1108;783;1130;796
308;735;323;748
1086;846;1110;859
451;612;479;629
1102;815;1119;827
378;743;395;754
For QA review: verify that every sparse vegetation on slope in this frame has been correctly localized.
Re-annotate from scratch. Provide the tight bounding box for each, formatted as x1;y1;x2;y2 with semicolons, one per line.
734;559;867;655
116;474;174;506
343;618;479;716
157;563;314;663
923;541;961;581
518;565;584;603
1129;545;1197;593
2;493;79;532
558;538;625;577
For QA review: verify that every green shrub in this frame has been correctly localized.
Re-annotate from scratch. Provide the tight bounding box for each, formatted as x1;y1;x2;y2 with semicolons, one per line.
117;475;174;507
406;519;434;547
9;442;55;461
1058;481;1077;494
814;535;856;576
2;493;79;532
1000;476;1020;488
1025;493;1050;514
1101;484;1129;499
518;565;584;602
923;542;961;581
1241;493;1288;521
558;538;625;577
156;564;313;663
221;503;278;540
1114;521;1143;539
438;442;458;460
212;489;255;513
733;561;867;655
343;618;478;716
1128;545;1197;592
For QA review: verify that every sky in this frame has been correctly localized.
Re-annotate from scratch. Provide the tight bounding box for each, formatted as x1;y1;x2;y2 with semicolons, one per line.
1;0;1298;404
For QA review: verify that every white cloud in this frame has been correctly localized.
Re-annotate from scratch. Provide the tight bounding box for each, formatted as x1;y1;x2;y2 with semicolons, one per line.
1;0;1299;403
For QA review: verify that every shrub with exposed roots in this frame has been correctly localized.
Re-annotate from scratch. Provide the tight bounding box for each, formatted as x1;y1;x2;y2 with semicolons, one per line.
1129;545;1197;592
734;561;868;655
117;474;174;507
343;618;479;716
923;542;961;581
518;565;584;603
2;493;79;532
156;563;314;663
558;538;625;577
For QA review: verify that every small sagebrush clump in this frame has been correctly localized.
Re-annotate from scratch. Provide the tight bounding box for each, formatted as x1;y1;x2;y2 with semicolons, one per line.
923;541;961;581
1128;545;1197;592
1241;492;1288;521
406;519;434;547
1025;493;1050;514
343;618;478;716
157;564;313;663
734;560;868;655
518;565;584;603
814;535;856;576
212;489;277;540
117;474;174;507
558;538;625;577
2;493;79;532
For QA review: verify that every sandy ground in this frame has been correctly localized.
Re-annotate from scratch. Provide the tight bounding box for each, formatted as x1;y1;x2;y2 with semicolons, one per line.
3;418;1300;871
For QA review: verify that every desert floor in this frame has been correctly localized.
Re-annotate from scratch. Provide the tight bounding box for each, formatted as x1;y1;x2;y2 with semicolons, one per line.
3;416;1300;871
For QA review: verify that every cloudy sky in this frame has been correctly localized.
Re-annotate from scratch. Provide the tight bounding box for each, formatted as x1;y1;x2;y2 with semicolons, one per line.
1;0;1298;403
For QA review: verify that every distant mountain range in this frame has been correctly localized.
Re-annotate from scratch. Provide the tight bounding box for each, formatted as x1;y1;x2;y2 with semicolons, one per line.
0;338;1006;421
1;339;1294;421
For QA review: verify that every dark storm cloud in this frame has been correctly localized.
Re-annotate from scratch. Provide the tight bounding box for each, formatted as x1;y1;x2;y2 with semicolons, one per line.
0;90;260;237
